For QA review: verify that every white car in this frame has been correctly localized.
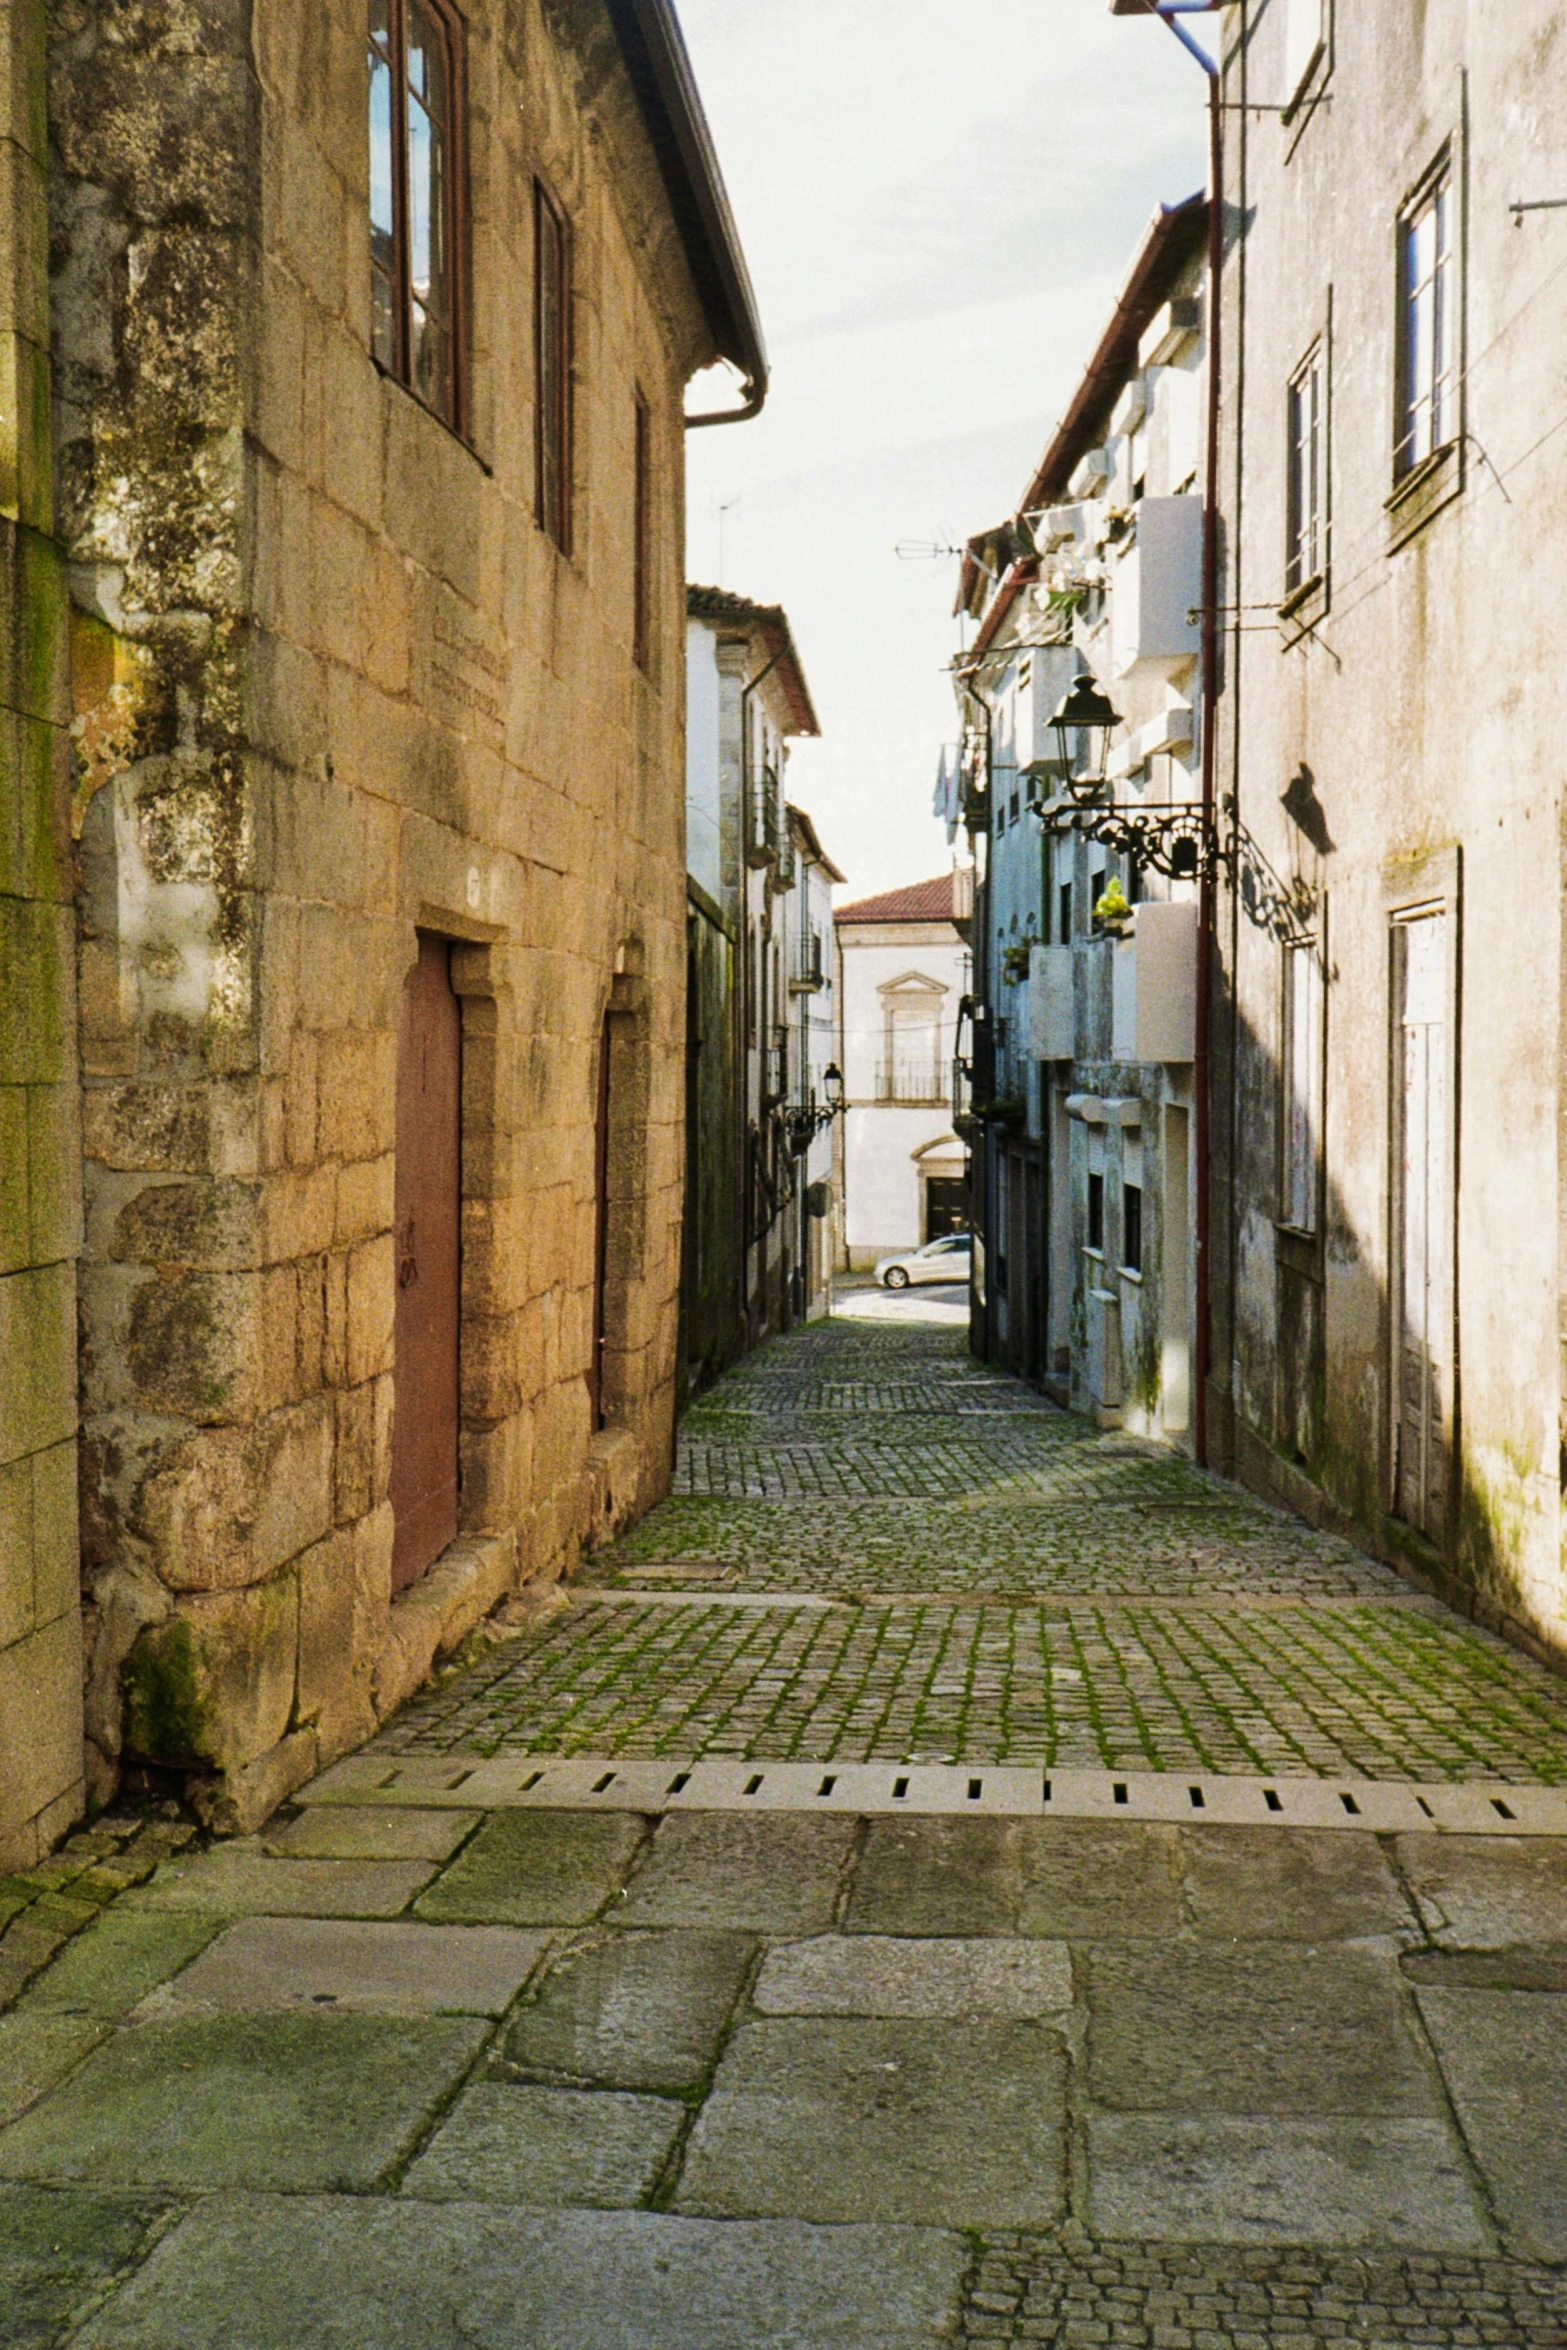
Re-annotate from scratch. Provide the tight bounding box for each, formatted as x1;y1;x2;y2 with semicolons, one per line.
874;1234;972;1289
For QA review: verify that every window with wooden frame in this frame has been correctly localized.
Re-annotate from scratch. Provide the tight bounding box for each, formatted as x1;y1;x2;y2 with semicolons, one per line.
1396;159;1455;481
1281;938;1324;1234
633;391;652;669
1285;340;1326;597
368;0;467;431
534;180;572;550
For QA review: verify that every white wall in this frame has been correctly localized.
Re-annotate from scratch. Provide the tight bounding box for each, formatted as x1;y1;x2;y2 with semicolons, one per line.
685;621;723;904
837;916;968;1259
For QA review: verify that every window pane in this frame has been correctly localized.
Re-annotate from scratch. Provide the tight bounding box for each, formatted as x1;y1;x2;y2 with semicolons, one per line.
536;187;568;545
369;44;396;370
405;2;452;418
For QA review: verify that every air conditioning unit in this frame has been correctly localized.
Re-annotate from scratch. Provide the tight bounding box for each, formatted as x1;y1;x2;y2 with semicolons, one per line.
1069;446;1109;500
1111;901;1199;1064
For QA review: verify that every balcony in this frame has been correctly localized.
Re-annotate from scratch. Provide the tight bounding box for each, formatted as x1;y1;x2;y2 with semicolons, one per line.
790;936;826;994
746;761;782;869
877;1054;947;1107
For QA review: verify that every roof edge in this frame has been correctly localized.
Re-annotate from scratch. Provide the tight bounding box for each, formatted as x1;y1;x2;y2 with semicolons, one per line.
606;0;769;411
687;585;820;738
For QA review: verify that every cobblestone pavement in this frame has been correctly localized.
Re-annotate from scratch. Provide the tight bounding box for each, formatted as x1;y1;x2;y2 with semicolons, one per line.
380;1319;1567;1783
6;1310;1567;2343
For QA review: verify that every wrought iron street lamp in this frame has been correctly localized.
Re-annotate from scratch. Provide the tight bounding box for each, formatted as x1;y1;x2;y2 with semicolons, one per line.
1049;671;1123;801
1032;668;1226;884
782;1061;844;1156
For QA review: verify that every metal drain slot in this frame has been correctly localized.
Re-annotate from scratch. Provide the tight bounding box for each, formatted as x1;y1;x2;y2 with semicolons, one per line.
1263;1788;1282;1813
592;1772;617;1794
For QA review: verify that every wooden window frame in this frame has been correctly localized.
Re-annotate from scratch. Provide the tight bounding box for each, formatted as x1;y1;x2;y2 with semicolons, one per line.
1284;339;1326;600
534;177;574;552
367;0;470;436
633;388;652;669
1394;153;1456;485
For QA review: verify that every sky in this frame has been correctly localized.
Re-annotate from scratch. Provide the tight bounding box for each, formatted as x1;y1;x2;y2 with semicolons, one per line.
679;0;1207;903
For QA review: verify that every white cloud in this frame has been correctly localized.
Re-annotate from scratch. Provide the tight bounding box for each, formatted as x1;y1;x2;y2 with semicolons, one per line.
680;0;1207;896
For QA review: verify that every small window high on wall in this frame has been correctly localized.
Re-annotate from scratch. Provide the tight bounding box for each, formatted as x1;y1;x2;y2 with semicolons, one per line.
369;0;467;430
535;179;573;551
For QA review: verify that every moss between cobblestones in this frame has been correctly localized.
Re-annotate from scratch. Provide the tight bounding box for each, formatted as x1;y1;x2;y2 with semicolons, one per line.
375;1325;1567;1781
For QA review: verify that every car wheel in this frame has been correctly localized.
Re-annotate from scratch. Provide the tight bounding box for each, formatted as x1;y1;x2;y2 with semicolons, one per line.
883;1266;910;1289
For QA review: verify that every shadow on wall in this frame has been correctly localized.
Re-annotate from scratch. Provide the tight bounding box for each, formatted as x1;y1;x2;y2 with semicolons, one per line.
1211;938;1559;1675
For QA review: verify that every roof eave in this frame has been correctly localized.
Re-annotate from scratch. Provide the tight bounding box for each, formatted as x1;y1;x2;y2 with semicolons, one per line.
607;0;769;412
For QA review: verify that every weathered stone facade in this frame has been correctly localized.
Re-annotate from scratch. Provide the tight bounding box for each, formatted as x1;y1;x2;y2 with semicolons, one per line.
0;0;82;1870
1208;0;1567;1664
3;0;760;1842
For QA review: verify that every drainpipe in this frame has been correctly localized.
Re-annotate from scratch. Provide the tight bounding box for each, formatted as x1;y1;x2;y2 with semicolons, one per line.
1125;1;1223;1468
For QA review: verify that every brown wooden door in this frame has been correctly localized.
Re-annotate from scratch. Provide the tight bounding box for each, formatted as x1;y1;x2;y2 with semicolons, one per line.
391;933;462;1590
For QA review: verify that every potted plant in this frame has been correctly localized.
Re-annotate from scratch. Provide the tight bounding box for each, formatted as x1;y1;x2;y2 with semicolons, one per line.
1092;878;1133;937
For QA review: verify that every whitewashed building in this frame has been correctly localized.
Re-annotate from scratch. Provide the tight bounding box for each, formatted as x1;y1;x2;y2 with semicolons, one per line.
834;876;971;1270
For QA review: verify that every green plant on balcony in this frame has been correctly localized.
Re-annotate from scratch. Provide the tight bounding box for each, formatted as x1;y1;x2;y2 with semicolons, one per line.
1000;935;1038;983
1092;878;1132;937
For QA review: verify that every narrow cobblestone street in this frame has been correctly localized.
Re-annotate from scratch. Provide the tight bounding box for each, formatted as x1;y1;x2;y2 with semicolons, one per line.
4;1302;1567;2345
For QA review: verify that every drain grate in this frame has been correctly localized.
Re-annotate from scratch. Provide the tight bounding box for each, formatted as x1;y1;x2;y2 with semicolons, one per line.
301;1752;1567;1833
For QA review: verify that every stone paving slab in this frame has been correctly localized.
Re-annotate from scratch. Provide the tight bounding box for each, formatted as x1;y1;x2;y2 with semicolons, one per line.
137;1918;549;2019
264;1806;482;1860
413;1813;644;1927
0;2014;487;2193
1414;1987;1567;2260
1086;2111;1489;2249
503;1929;754;2091
122;1848;437;1918
0;2185;170;2350
753;1935;1073;2017
675;2016;1068;2228
15;1915;220;2022
1088;1943;1436;2116
0;2017;104;2127
70;2197;969;2349
617;1812;854;1933
401;2083;682;2209
1397;1832;1567;1946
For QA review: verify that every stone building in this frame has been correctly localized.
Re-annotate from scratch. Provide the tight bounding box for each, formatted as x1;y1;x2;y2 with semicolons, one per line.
0;0;765;1860
948;197;1207;1429
835;876;970;1270
1199;0;1567;1662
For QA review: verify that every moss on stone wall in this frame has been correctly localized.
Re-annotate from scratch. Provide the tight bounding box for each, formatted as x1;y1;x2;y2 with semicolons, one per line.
121;1616;215;1765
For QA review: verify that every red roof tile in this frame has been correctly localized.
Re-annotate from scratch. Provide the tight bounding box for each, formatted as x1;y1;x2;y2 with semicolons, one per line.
834;875;959;925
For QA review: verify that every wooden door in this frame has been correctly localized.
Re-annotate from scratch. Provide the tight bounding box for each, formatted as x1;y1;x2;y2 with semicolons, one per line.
391;934;462;1590
1395;912;1448;1540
